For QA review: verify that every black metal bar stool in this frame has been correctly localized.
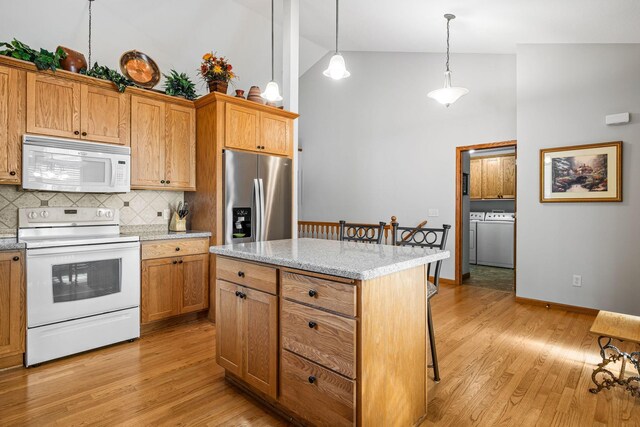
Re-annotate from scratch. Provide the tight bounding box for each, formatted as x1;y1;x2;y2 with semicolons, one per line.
338;221;386;244
392;222;451;382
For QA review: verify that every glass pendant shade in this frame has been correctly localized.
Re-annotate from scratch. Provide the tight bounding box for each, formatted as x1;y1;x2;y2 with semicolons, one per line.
323;54;351;80
261;81;283;102
427;71;468;107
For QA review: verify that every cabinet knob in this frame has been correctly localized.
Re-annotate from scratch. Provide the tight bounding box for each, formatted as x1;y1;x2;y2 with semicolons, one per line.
12;256;19;261
81;131;87;136
74;130;80;135
239;292;246;299
238;271;245;278
308;376;316;384
308;289;317;297
9;171;16;176
235;290;241;297
166;180;171;184
178;260;183;264
308;321;317;329
160;180;166;184
175;247;180;251
172;260;178;264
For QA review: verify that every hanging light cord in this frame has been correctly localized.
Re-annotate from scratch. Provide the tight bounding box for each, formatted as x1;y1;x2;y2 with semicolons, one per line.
88;0;94;69
335;0;339;53
445;16;451;72
271;0;275;81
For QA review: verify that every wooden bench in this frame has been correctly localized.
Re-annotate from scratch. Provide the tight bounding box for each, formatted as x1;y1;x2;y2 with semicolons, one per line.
589;310;640;397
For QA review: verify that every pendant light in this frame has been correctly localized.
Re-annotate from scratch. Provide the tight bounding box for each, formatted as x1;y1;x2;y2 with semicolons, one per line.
261;0;283;102
323;0;350;80
427;14;468;107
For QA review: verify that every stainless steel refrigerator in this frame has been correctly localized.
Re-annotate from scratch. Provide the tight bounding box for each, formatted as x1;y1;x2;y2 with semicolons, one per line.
223;150;292;244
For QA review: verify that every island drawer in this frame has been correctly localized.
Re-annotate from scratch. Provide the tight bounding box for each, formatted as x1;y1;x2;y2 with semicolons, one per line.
281;299;356;378
280;349;355;427
142;238;209;260
216;257;277;295
281;271;356;317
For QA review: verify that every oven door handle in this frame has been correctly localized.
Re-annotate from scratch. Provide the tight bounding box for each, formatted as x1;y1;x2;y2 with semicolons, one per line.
25;241;140;257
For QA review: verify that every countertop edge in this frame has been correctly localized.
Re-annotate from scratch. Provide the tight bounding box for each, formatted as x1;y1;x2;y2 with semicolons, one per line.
122;231;212;242
0;238;25;251
209;246;450;280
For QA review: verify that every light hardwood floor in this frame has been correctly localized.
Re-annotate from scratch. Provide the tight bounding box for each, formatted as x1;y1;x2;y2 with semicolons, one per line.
1;284;638;426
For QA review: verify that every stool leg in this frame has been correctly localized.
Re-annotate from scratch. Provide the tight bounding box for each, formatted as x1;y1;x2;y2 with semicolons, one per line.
428;301;440;382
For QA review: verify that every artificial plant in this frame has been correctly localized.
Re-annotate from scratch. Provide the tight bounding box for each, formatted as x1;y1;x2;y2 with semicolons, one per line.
0;38;66;72
163;70;197;100
81;63;133;93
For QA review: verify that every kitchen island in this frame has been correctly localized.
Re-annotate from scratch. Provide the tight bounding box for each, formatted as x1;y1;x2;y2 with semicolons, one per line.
210;238;450;426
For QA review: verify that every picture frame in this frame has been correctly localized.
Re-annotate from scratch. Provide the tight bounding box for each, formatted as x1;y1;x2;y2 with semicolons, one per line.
540;141;622;203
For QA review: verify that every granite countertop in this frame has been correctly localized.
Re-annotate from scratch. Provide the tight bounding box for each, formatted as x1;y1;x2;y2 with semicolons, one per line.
0;238;25;251
121;230;212;242
210;238;450;280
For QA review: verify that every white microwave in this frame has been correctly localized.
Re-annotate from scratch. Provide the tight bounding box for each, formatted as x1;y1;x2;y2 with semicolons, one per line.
22;134;131;193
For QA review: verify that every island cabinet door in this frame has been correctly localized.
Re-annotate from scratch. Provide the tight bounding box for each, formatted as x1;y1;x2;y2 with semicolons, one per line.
26;73;81;139
215;280;243;376
242;287;278;399
80;85;130;145
179;254;209;314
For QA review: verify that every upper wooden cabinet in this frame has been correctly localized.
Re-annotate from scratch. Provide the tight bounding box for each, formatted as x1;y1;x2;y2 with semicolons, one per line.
260;112;290;156
470;154;516;200
26;73;130;145
0;66;25;185
131;95;196;191
225;103;259;151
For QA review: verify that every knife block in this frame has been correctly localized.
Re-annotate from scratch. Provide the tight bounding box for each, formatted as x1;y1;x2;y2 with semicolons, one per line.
169;212;186;232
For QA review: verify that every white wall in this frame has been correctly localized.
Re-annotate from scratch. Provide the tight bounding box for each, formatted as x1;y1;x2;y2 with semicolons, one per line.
517;44;640;315
0;0;326;96
299;51;516;280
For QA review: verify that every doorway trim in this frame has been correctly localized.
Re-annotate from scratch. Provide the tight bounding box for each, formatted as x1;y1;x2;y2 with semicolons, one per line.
455;140;517;286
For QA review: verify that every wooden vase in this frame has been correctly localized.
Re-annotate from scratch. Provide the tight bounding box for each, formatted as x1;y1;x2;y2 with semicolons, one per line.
234;89;245;99
208;80;228;94
58;46;87;73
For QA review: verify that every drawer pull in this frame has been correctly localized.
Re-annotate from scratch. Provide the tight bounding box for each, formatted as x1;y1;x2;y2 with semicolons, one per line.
308;375;316;384
236;291;246;299
160;180;166;184
12;256;19;261
172;260;178;264
9;171;16;176
235;290;241;297
175;247;180;251
178;260;183;264
308;289;317;297
308;321;317;329
74;130;80;135
238;271;245;278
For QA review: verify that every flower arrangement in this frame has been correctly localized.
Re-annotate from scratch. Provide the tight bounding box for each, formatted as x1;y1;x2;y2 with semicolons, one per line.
199;52;236;82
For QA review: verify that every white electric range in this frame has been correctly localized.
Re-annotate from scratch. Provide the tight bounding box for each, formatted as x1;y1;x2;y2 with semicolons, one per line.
18;207;140;366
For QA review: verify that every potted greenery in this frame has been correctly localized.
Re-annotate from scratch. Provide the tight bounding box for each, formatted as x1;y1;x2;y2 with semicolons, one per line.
81;63;133;93
163;70;197;100
199;52;236;94
0;38;66;72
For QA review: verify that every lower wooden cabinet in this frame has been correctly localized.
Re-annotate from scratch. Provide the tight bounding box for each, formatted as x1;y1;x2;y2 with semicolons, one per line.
215;279;278;399
0;251;25;365
141;241;209;324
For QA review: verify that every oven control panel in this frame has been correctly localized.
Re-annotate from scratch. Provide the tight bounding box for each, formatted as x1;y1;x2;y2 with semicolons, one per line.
18;208;118;226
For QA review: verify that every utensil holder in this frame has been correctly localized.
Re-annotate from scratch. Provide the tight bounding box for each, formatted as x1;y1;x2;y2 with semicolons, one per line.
169;213;186;232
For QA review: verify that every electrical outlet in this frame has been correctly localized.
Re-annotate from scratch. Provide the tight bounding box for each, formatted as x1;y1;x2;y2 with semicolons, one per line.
572;274;582;287
163;209;171;220
428;209;439;217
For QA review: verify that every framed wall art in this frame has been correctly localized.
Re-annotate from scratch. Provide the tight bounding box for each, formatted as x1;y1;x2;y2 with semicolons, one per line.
540;141;622;203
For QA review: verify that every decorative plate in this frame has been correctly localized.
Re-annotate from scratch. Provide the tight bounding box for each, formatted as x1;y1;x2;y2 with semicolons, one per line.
119;50;160;88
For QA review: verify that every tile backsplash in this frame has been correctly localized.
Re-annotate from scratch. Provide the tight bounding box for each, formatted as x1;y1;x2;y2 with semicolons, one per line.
0;186;183;236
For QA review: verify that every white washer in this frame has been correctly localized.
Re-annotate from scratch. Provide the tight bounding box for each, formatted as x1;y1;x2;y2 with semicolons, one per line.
469;212;485;265
477;212;515;268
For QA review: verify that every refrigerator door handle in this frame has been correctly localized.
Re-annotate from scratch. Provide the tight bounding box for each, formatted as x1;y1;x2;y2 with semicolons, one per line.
258;178;266;241
253;178;261;242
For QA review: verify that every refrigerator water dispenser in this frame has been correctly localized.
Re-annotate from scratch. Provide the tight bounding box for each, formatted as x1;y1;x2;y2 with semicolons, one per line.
232;207;252;238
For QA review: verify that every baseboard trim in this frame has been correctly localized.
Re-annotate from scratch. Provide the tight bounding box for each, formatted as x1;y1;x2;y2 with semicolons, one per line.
0;353;23;370
515;296;599;316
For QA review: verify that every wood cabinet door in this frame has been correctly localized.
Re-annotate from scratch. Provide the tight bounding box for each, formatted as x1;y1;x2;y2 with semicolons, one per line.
26;73;80;139
165;103;196;190
131;96;166;188
0;66;25;185
469;159;482;199
141;257;180;324
0;251;25;357
225;103;259;151
80;85;130;145
179;254;209;314
501;155;516;199
260;112;291;156
215;280;243;376
242;287;278;399
481;157;503;199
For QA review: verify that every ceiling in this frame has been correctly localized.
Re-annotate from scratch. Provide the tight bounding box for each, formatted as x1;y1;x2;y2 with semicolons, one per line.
236;0;640;54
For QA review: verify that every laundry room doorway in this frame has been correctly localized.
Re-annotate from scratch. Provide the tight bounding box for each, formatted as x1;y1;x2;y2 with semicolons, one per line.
455;140;517;292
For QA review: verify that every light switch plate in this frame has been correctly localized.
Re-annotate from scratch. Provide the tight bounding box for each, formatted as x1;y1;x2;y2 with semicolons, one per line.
572;274;582;287
428;209;439;217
